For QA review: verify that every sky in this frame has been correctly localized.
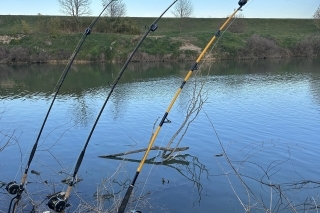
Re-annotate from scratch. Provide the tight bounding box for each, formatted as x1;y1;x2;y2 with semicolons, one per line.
0;0;319;19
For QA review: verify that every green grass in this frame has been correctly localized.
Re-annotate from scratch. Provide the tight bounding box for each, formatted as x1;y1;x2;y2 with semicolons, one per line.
0;15;319;63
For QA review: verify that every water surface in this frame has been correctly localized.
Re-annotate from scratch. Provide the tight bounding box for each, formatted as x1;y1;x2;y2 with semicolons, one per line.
0;59;320;212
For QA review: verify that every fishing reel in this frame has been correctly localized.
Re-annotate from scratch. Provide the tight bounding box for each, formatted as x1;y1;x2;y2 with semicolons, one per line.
47;192;67;212
6;181;21;195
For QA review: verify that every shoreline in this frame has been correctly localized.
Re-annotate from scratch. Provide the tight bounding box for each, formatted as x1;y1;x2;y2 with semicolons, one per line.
1;55;319;65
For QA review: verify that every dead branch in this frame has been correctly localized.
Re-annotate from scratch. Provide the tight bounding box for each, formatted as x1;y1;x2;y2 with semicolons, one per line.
162;69;208;160
98;146;189;158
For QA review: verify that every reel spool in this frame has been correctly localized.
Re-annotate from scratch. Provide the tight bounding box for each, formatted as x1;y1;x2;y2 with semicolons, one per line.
6;182;20;195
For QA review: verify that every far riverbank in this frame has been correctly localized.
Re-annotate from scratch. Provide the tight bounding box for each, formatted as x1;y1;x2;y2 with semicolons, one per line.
0;16;319;64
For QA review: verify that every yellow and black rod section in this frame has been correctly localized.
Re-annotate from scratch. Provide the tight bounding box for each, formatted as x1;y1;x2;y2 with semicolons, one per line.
46;1;178;213
5;1;119;213
117;1;248;213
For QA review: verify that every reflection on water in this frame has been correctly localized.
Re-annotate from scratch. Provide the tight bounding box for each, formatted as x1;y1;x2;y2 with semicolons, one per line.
1;58;319;96
0;58;320;212
100;153;209;208
0;62;190;98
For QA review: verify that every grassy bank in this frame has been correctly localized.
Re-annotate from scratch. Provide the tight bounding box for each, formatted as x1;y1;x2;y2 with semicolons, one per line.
0;15;319;63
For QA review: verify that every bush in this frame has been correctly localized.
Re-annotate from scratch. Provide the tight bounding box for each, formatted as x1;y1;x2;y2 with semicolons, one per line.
0;47;8;62
8;47;30;62
10;19;31;35
292;34;320;57
54;49;72;60
241;34;288;59
21;20;31;34
11;20;21;34
96;18;140;34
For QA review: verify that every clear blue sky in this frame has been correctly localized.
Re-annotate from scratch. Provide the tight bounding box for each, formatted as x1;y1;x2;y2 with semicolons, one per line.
0;0;319;18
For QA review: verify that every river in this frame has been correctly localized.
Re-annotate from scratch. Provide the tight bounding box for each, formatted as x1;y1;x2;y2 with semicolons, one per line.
0;58;320;212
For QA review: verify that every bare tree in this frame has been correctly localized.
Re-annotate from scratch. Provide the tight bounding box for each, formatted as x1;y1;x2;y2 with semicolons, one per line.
58;0;92;17
172;0;193;33
172;0;194;18
314;5;320;29
102;0;126;17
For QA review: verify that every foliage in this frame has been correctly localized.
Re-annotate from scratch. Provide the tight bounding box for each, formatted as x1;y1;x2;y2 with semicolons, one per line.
11;19;31;34
58;0;92;17
21;20;31;34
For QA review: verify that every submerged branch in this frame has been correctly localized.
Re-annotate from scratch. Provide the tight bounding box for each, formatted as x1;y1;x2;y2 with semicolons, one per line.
98;146;189;158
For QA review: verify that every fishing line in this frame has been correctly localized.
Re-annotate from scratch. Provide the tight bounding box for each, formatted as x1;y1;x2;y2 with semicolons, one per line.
5;1;119;213
46;1;178;212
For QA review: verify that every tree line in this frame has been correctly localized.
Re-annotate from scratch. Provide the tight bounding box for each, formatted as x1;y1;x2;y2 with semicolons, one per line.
58;0;127;17
57;1;320;30
57;0;194;18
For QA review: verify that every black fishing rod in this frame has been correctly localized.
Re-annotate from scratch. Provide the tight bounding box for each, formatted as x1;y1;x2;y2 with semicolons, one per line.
46;1;178;212
117;1;249;212
5;1;119;213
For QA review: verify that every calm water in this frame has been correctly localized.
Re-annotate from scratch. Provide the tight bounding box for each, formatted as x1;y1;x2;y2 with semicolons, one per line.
0;59;320;212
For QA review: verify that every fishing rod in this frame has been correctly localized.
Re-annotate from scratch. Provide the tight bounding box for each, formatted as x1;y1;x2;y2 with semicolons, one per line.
46;1;178;212
5;1;119;212
117;0;249;212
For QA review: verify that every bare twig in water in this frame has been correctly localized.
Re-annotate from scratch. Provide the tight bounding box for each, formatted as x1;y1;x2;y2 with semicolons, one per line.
99;146;189;158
